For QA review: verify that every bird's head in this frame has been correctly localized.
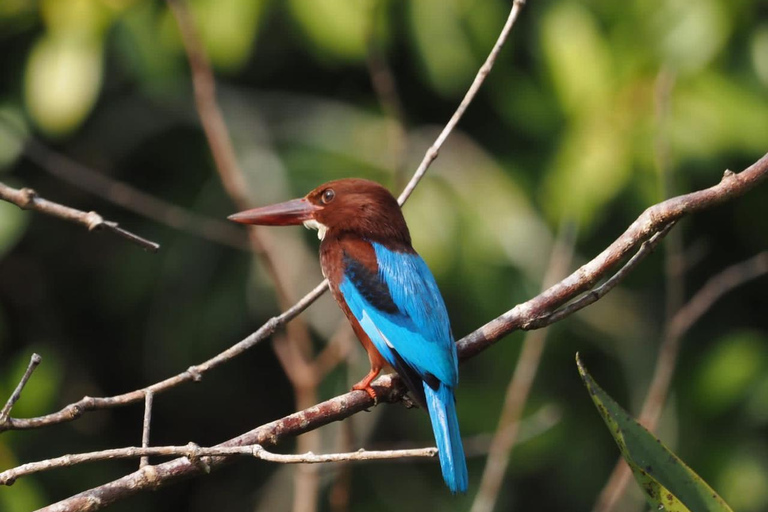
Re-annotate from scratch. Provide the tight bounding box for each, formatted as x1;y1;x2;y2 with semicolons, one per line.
228;178;411;245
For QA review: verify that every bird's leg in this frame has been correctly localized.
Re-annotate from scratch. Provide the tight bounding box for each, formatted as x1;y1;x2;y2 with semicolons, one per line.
352;367;381;405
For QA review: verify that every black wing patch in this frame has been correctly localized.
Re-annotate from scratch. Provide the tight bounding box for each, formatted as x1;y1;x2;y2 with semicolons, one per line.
343;252;400;315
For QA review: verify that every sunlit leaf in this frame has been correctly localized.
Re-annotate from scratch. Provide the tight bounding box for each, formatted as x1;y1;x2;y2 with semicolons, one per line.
577;354;734;512
541;1;612;115
717;449;768;512
671;73;768;159
408;0;477;97
187;0;266;71
693;331;767;416
541;112;632;227
24;34;104;135
752;25;768;87
40;0;114;37
288;0;371;62
114;1;182;93
0;106;27;172
648;0;731;73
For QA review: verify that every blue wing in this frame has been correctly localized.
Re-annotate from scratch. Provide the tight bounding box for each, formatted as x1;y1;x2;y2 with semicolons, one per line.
339;241;467;493
339;242;458;388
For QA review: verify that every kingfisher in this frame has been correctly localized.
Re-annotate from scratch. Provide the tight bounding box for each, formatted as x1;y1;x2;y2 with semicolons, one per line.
229;178;468;493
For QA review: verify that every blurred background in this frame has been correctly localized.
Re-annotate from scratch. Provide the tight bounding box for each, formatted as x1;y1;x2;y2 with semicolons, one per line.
0;0;767;510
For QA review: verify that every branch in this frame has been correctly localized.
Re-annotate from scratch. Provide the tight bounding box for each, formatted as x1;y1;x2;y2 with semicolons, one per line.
0;441;436;485
0;280;328;432
0;353;41;424
397;0;527;205
0;182;160;252
31;153;768;511
457;152;768;361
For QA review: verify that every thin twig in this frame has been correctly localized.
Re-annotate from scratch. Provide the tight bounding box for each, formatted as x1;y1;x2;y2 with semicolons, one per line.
0;442;436;485
593;251;768;512
0;353;42;424
0;182;159;252
140;391;154;469
471;223;576;512
0;280;328;432
397;0;527;205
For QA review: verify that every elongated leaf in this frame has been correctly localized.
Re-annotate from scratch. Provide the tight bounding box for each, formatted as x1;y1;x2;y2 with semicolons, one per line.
576;354;733;512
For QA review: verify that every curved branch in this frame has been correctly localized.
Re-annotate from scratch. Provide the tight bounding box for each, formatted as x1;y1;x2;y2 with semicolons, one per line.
457;154;768;361
0;281;328;432
33;152;768;511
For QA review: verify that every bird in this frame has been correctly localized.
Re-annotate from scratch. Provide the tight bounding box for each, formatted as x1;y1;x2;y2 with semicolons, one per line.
229;178;468;493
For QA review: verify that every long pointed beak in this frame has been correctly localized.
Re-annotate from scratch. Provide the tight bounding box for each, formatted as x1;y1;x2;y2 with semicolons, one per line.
228;198;320;226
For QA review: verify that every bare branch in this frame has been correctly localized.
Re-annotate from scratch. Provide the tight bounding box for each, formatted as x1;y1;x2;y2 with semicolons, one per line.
458;151;768;361
29;151;768;511
140;392;154;469
0;440;436;486
397;0;527;205
0;182;159;252
0;353;42;424
0;280;328;432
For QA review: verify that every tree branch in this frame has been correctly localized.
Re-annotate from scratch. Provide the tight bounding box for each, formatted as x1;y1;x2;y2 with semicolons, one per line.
457;152;768;361
28;152;768;511
0;441;436;485
0;353;41;424
0;182;160;252
397;0;527;205
0;281;328;433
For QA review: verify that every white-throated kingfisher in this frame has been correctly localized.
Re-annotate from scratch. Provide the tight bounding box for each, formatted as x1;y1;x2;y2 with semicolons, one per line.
229;178;468;493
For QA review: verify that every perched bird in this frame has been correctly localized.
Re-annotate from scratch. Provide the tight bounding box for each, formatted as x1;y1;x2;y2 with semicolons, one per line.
229;178;468;493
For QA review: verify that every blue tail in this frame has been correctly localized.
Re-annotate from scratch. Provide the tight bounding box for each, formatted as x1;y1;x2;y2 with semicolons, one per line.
423;382;468;494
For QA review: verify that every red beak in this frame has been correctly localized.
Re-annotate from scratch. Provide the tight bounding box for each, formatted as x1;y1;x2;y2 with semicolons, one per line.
227;198;319;226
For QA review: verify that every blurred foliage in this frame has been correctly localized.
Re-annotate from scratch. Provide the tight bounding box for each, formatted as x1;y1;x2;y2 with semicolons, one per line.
0;0;766;511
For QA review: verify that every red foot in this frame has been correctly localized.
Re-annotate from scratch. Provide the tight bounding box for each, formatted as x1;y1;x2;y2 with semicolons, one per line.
352;368;381;405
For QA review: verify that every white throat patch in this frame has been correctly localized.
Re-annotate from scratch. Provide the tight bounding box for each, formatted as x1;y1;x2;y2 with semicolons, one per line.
303;219;328;240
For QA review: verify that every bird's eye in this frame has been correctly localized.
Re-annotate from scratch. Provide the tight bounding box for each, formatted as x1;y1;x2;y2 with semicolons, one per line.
321;189;335;204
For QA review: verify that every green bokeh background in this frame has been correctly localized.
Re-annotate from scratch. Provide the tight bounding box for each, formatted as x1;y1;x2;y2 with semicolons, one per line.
0;0;767;510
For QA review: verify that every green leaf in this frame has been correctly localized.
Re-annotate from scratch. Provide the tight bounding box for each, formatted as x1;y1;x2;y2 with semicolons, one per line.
576;353;734;512
541;1;612;115
288;0;372;62
408;0;477;97
693;331;767;416
24;33;104;136
187;0;266;72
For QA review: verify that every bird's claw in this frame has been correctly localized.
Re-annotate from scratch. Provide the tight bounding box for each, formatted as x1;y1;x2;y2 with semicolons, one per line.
352;384;378;407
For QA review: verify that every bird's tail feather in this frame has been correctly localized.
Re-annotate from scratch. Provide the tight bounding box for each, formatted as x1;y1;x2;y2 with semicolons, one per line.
423;382;468;494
